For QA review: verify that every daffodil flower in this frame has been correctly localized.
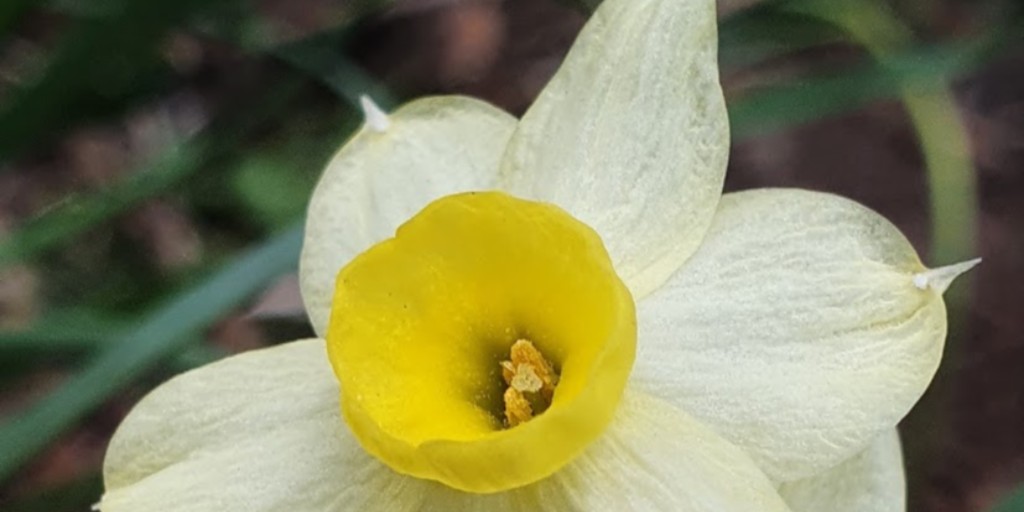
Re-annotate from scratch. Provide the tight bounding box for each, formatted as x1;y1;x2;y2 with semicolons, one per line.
97;0;978;510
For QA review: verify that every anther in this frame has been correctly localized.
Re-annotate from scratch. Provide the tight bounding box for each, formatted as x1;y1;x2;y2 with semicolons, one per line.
500;339;559;427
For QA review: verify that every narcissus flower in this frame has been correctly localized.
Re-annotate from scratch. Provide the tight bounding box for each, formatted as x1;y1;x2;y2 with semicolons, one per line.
97;0;978;510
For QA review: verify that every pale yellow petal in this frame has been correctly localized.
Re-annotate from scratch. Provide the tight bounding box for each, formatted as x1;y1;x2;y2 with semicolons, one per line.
419;391;792;511
634;188;971;482
99;343;789;511
778;429;905;512
99;339;409;511
99;340;439;512
498;0;729;299
299;96;516;335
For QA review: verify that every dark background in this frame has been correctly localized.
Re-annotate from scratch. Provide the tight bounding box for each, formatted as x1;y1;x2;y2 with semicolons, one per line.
0;0;1021;510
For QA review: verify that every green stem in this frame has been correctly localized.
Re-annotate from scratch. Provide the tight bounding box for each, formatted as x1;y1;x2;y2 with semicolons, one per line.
782;1;977;509
781;0;977;264
902;89;976;263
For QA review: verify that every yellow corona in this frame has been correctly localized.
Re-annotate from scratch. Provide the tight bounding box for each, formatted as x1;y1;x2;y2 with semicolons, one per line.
325;192;636;493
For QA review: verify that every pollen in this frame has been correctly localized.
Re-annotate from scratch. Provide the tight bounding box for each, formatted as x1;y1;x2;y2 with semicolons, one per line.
500;339;559;427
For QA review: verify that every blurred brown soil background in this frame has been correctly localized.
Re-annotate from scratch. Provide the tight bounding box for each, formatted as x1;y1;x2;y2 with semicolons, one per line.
0;0;1022;511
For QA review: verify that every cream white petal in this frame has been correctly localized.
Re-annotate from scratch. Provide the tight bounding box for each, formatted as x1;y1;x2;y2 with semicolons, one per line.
99;340;789;511
299;96;516;335
778;428;905;512
634;188;966;482
99;339;387;511
100;339;437;512
426;391;792;511
498;0;729;299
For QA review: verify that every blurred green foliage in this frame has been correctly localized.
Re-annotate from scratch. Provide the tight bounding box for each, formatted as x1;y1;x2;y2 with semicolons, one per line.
993;487;1024;512
0;0;230;161
0;219;302;483
0;0;1019;510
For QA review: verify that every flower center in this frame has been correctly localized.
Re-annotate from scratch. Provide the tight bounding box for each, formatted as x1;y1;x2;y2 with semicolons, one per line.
501;339;559;427
326;192;636;493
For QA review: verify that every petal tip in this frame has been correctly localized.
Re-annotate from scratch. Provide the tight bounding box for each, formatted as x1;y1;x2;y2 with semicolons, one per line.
360;94;390;132
913;257;981;294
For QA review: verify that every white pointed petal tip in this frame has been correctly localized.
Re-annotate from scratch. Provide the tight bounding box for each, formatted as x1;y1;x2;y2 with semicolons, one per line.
359;94;390;132
912;257;981;294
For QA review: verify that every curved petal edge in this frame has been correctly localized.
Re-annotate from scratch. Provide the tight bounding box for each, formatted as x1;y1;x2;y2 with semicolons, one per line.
300;96;517;335
635;188;952;481
778;428;906;512
499;0;729;300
